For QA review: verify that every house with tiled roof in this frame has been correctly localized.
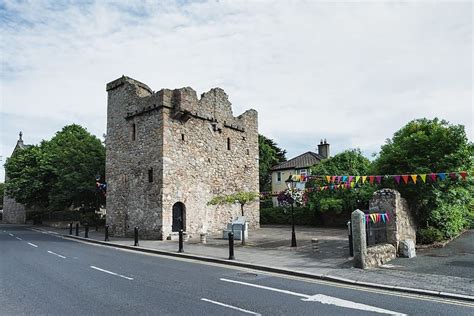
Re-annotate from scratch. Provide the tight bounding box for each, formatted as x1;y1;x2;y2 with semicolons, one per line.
271;139;330;206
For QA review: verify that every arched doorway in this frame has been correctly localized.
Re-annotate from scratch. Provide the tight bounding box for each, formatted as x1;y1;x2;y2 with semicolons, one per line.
172;202;186;232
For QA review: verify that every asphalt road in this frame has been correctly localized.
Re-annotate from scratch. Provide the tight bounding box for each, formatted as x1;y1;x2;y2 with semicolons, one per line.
390;230;474;279
1;225;473;316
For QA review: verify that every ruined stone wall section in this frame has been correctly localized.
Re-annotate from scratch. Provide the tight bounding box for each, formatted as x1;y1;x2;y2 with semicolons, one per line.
369;189;417;251
106;76;259;239
161;88;259;238
2;195;26;224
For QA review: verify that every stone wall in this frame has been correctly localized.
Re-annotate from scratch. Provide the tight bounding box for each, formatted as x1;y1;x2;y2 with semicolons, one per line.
2;195;26;224
369;188;417;253
352;209;397;269
365;243;396;268
106;76;259;239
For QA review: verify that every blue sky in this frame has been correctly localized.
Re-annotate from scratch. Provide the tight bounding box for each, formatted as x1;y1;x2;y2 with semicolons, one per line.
1;0;472;181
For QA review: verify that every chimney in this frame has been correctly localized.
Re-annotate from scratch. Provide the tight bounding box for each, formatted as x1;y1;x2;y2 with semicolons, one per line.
317;138;330;158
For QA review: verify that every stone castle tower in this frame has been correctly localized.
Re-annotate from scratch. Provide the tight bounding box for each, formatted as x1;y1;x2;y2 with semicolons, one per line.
105;76;259;239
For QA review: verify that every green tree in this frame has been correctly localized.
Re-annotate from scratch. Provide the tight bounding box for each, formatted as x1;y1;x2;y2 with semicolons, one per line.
307;149;375;217
259;134;286;192
5;124;105;214
208;191;260;216
373;118;473;242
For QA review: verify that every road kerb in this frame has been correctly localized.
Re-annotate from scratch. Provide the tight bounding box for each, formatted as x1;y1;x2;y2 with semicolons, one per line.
61;234;474;303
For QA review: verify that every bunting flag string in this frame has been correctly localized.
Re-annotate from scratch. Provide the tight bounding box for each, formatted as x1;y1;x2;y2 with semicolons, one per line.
364;213;390;224
301;171;470;185
259;171;471;199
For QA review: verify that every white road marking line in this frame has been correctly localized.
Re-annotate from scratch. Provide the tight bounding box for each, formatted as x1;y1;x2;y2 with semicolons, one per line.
90;266;134;280
302;294;406;315
27;242;38;248
201;298;261;315
220;278;406;316
8;233;14;237
47;231;59;235
47;250;67;259
15;237;23;241
221;278;308;298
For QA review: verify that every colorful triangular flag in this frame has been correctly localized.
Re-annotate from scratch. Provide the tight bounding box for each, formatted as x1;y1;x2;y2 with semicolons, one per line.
394;175;401;184
402;175;409;184
438;173;446;181
429;173;437;182
376;176;382;184
460;172;467;180
362;176;367;184
410;174;417;184
369;176;375;184
420;174;426;183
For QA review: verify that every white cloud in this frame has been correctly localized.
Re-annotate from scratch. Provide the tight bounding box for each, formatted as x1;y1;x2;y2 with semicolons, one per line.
1;0;472;181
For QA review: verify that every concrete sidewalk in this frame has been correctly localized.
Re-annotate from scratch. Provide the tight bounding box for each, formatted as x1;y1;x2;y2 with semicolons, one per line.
39;224;474;301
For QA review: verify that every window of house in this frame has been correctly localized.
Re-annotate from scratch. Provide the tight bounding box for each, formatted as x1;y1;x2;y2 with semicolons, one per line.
181;133;185;141
148;168;153;183
227;137;231;150
298;169;307;177
246;149;249;155
132;123;136;141
277;171;282;182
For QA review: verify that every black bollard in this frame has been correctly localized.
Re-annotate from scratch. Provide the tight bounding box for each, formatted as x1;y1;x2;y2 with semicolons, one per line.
105;225;109;241
228;232;235;260
69;222;73;235
75;223;79;236
348;221;354;257
134;226;139;246
178;229;184;253
85;224;89;238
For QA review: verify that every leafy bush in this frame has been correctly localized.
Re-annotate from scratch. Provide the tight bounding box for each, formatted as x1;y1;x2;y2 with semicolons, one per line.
260;207;322;225
373;118;473;242
49;211;80;222
260;199;273;209
417;227;444;244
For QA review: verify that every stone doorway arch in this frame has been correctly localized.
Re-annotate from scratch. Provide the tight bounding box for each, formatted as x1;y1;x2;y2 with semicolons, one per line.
172;202;186;232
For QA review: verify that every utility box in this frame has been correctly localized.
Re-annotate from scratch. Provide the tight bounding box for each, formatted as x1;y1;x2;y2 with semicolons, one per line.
223;216;248;241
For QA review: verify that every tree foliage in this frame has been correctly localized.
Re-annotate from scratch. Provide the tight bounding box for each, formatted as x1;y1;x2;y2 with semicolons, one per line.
259;134;286;192
208;191;260;216
5;124;105;213
307;149;376;216
372;118;474;242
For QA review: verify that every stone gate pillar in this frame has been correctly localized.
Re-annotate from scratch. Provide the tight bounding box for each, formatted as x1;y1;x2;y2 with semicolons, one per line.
351;209;367;269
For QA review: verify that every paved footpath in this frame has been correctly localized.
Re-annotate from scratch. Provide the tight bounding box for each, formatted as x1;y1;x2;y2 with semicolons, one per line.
34;224;474;300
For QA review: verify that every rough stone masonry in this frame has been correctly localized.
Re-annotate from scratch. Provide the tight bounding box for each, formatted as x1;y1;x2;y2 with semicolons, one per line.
105;76;259;239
